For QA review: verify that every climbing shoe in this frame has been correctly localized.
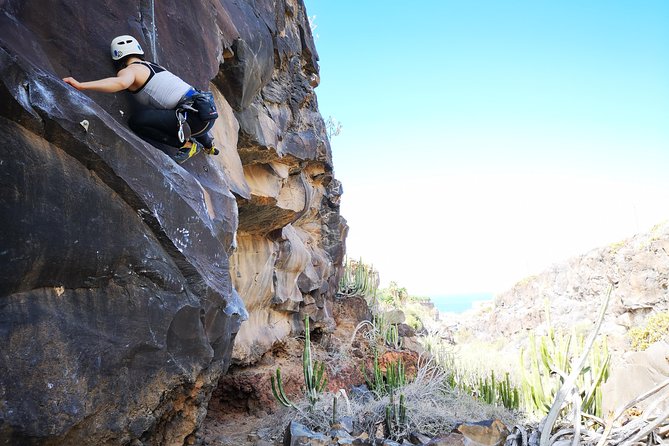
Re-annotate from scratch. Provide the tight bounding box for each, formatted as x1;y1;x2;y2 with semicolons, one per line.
173;140;203;164
203;143;219;156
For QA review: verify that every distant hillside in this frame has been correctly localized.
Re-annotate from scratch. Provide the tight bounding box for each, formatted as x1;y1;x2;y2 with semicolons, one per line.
458;221;669;352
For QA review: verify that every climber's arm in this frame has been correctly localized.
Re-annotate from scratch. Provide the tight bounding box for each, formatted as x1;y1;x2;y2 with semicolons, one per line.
63;67;136;93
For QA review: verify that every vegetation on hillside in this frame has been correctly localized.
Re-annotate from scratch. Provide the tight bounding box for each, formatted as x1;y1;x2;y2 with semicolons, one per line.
268;259;517;442
628;310;669;351
519;305;610;418
269;259;667;445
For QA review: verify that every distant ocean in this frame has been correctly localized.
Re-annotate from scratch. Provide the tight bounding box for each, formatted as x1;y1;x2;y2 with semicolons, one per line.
428;293;494;314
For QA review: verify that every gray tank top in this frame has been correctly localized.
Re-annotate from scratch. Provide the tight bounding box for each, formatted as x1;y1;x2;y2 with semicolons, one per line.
130;61;191;109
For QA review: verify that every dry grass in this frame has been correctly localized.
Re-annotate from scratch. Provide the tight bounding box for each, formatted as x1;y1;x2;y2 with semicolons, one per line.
260;300;522;442
266;356;521;441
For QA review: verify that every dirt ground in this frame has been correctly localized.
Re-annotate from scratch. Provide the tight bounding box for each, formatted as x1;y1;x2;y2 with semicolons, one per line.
201;411;274;446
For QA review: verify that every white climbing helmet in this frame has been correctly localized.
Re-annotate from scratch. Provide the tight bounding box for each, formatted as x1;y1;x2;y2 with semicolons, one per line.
110;35;144;61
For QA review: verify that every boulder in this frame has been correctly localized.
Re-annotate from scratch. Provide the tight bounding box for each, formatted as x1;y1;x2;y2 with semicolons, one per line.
382;310;406;325
456;419;509;446
0;44;244;445
283;421;330;446
397;323;416;337
409;432;433;445
602;341;669;414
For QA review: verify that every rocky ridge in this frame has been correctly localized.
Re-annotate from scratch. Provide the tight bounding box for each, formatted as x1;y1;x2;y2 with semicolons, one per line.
0;1;345;445
450;221;669;417
457;221;669;351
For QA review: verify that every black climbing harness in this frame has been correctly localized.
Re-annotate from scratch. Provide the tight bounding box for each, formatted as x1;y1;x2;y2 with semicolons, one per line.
175;88;218;143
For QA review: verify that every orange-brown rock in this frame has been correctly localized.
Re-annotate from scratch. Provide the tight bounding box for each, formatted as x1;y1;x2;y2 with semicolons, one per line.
456;419;509;446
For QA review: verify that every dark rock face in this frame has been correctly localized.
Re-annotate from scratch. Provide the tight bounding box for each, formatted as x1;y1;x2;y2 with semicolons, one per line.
0;0;345;445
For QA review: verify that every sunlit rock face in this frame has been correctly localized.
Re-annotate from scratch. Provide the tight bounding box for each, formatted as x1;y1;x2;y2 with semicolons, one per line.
219;0;347;366
0;0;345;444
461;222;669;354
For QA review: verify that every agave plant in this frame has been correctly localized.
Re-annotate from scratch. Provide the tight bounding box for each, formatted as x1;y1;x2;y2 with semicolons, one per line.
520;299;611;418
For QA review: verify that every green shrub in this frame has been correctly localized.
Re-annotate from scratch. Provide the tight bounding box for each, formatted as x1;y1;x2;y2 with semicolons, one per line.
629;311;669;351
376;281;409;307
405;312;422;331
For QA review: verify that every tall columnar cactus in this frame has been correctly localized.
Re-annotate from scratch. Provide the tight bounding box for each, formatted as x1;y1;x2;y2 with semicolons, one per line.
385;391;407;438
338;257;379;299
498;372;520;410
303;315;328;406
385;324;402;350
270;315;328;409
270;368;296;409
363;352;407;397
385;357;406;391
363;348;385;396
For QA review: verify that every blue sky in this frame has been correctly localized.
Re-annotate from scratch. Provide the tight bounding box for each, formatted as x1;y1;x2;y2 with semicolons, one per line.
304;1;669;296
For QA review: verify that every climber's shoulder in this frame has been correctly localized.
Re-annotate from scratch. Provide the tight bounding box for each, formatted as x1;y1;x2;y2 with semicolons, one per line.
118;62;150;91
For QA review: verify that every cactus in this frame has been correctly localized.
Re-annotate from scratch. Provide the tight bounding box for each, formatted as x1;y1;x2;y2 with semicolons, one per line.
385;391;408;439
364;352;407;397
338;257;379;299
363;349;385;395
302;315;328;406
269;315;328;410
497;372;520;410
270;368;296;409
445;365;520;411
478;371;495;405
388;357;406;390
385;324;403;350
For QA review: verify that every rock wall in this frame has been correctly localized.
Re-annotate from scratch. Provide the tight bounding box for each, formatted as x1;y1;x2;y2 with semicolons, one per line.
0;1;346;445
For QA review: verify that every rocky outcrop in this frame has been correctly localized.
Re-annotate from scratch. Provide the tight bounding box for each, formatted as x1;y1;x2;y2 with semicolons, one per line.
0;0;345;445
602;341;669;414
459;221;669;351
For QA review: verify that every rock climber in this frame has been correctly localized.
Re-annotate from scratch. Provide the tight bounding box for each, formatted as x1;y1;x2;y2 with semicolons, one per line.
63;35;219;164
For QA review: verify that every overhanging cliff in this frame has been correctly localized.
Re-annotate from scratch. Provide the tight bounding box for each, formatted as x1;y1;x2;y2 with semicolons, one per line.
0;1;346;445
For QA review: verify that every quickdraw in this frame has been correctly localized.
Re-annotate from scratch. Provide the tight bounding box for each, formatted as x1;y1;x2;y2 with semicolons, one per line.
176;109;191;144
